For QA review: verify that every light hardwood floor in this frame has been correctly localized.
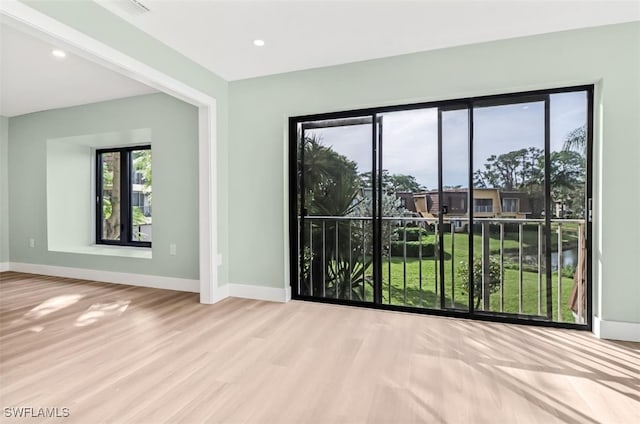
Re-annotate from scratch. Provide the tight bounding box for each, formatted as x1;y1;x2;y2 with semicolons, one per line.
1;272;639;424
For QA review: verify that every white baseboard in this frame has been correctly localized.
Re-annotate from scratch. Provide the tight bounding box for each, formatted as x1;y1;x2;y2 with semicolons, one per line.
593;316;640;342
7;262;199;293
228;283;291;303
212;283;229;303
4;263;291;304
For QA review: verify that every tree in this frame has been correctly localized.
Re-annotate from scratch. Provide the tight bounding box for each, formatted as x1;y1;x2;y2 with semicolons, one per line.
103;154;120;240
563;125;586;153
299;135;413;300
389;173;425;193
102;150;152;241
560;125;587;217
548;150;585;217
474;145;587;218
301;135;360;216
351;190;410;257
458;257;501;309
474;147;543;191
133;149;152;204
359;170;425;193
299;134;369;300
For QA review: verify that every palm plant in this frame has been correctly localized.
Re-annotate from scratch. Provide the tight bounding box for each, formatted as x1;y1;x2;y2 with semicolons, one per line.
299;134;373;300
562;125;586;153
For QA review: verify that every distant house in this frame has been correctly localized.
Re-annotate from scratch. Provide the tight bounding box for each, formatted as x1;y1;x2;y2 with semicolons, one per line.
394;191;419;214
410;188;538;229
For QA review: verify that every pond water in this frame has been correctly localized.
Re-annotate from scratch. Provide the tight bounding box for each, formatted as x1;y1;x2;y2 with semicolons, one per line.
518;248;578;272
551;249;577;271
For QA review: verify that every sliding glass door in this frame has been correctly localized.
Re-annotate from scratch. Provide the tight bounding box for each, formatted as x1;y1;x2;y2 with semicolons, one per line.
297;117;375;302
378;107;448;310
290;86;592;328
472;95;549;318
439;105;471;312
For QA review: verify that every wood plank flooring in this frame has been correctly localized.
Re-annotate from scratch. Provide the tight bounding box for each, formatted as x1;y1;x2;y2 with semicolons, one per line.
1;271;639;423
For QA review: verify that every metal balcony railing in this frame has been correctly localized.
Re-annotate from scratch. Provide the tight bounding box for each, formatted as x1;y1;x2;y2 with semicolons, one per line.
297;215;587;324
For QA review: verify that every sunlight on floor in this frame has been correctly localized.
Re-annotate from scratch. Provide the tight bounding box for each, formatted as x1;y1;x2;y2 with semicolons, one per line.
75;301;130;327
20;294;84;321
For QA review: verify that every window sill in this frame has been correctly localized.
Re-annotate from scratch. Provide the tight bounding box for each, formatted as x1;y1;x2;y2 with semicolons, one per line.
49;245;152;259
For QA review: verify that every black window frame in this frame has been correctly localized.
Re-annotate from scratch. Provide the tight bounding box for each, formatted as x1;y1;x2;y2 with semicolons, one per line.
289;84;594;331
96;145;152;248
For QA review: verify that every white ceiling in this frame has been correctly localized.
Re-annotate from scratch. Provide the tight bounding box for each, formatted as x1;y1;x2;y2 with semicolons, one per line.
98;0;640;81
0;24;156;117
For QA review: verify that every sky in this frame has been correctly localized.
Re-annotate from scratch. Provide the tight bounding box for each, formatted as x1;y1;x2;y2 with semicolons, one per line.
306;91;587;189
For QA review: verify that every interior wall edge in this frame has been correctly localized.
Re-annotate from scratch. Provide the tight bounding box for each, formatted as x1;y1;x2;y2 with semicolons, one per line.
593;316;640;342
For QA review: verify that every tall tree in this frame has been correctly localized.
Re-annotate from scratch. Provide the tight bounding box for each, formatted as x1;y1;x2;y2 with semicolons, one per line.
103;153;120;240
474;147;543;190
359;170;425;193
388;173;425;193
548;150;585;217
560;125;587;217
299;134;368;300
133;149;152;204
562;125;586;153
300;135;360;216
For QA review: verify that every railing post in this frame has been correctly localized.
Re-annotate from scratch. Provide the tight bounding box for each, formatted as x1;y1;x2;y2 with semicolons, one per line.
577;223;585;323
335;222;339;299
451;222;455;307
557;223;563;321
518;223;524;314
499;223;504;312
310;220;313;297
388;220;393;305
322;220;326;298
403;220;407;305
361;220;365;301
537;223;542;315
482;221;491;311
297;217;301;295
348;221;352;301
434;222;439;296
418;222;423;307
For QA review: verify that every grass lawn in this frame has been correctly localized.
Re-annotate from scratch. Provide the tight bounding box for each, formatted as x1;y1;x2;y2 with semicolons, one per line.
378;232;579;323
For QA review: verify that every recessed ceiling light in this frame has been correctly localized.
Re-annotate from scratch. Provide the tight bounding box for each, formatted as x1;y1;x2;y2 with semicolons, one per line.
51;49;67;58
253;39;265;47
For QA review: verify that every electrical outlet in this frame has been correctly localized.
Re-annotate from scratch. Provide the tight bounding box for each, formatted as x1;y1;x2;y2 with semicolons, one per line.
217;253;222;266
169;243;177;256
28;238;35;248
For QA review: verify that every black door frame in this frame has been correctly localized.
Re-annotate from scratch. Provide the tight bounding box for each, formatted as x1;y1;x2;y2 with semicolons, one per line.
288;84;594;331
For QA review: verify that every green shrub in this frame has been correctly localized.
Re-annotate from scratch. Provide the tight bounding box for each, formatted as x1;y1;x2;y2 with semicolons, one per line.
390;241;435;257
457;257;501;308
395;226;428;242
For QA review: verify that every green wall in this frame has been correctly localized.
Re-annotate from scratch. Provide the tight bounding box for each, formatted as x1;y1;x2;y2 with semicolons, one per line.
22;0;231;283
228;22;640;325
0;116;8;264
9;93;199;279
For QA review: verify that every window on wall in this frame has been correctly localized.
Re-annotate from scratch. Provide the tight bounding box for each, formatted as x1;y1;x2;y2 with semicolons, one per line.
474;198;493;212
96;145;152;247
502;198;519;213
